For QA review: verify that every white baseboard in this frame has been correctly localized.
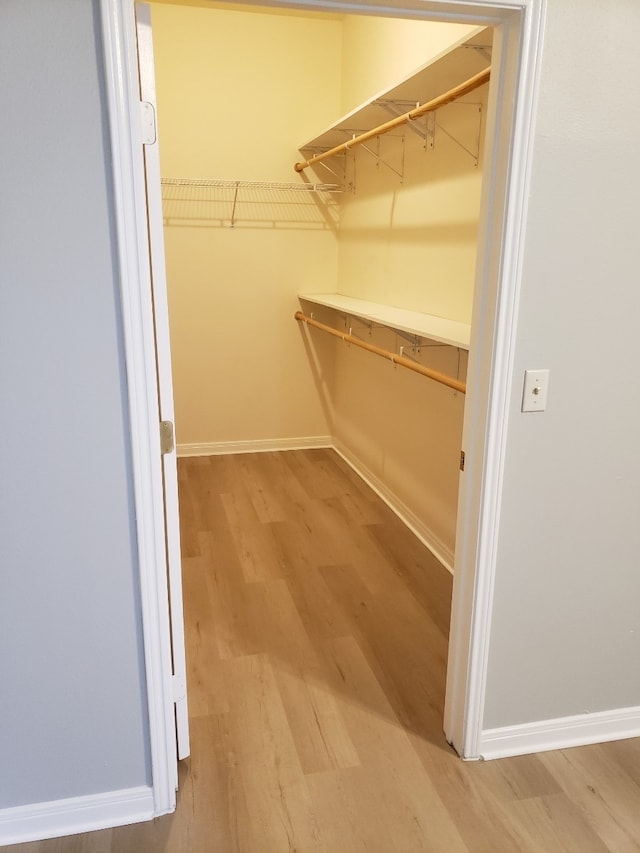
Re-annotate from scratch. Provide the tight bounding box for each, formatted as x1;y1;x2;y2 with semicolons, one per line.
479;706;640;760
333;440;455;574
177;435;332;457
0;785;155;846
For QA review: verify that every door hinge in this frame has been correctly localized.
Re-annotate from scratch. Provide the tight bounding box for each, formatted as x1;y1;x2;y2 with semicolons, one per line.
460;450;466;472
140;100;156;145
160;420;175;455
172;674;186;703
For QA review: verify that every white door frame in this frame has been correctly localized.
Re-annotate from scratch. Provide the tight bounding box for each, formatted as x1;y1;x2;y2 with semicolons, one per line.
100;0;178;815
99;0;545;813
135;2;190;763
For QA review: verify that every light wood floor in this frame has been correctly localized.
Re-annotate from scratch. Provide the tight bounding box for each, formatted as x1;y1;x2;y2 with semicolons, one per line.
9;449;640;852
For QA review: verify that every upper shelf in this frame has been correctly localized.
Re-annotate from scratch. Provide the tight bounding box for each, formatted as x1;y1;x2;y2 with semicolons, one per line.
298;27;492;159
299;293;471;350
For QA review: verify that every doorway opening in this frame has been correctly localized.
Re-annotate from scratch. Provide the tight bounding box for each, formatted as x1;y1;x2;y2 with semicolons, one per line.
145;0;492;755
104;0;545;812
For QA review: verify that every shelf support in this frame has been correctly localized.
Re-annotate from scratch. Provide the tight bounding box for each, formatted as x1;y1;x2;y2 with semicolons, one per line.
230;181;239;227
294;66;490;174
436;103;484;165
359;138;404;181
377;100;428;143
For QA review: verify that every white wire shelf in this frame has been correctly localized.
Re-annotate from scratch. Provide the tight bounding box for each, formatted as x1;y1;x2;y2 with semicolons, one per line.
160;178;343;229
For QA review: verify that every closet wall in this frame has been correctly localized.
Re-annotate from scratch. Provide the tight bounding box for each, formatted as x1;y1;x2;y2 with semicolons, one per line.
150;3;342;450
340;16;477;111
327;21;488;564
151;2;487;563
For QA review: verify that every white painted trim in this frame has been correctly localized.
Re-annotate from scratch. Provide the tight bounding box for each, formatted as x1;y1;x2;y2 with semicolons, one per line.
0;786;154;847
479;707;640;760
464;0;547;760
135;2;190;763
99;0;177;815
444;0;547;759
104;0;549;795
333;440;455;573
177;435;332;457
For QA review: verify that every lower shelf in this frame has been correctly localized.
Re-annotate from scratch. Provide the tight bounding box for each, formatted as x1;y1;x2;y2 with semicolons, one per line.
298;293;470;350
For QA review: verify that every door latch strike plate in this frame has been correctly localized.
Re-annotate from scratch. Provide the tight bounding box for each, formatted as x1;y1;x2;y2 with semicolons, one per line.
172;674;186;703
140;100;156;145
160;420;174;455
460;450;465;472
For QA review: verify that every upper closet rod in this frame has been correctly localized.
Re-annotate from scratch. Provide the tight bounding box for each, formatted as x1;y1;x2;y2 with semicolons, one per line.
295;311;466;394
294;66;490;174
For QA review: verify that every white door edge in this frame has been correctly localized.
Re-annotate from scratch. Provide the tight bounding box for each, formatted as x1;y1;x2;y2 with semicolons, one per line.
135;1;190;763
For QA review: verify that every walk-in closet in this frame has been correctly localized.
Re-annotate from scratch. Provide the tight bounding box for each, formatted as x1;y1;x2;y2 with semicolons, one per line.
145;0;492;821
151;0;490;563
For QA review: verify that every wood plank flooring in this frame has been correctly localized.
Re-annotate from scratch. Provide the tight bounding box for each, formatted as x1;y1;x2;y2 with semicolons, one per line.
8;449;640;852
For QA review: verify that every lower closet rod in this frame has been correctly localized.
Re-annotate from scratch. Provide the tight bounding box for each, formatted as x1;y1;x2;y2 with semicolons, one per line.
295;311;466;394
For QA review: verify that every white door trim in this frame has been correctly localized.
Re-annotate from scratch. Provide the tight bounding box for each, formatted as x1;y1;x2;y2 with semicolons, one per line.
99;0;177;815
135;2;190;762
99;0;546;812
444;0;547;757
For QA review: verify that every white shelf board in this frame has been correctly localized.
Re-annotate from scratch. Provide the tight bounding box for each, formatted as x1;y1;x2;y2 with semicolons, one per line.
299;27;491;154
299;293;471;350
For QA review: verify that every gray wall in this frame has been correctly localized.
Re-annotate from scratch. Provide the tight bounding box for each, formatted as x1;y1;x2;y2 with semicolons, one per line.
483;0;640;728
0;0;150;807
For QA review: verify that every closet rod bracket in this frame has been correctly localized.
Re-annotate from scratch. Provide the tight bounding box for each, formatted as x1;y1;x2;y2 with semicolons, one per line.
295;311;466;394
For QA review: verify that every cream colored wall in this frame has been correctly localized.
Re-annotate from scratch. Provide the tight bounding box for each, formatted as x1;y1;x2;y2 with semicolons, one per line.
340;17;477;113
336;111;486;322
329;22;487;560
150;2;342;446
330;317;467;562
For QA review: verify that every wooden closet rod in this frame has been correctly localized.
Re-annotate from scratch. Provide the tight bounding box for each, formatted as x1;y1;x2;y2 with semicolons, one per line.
294;66;490;174
295;311;466;394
